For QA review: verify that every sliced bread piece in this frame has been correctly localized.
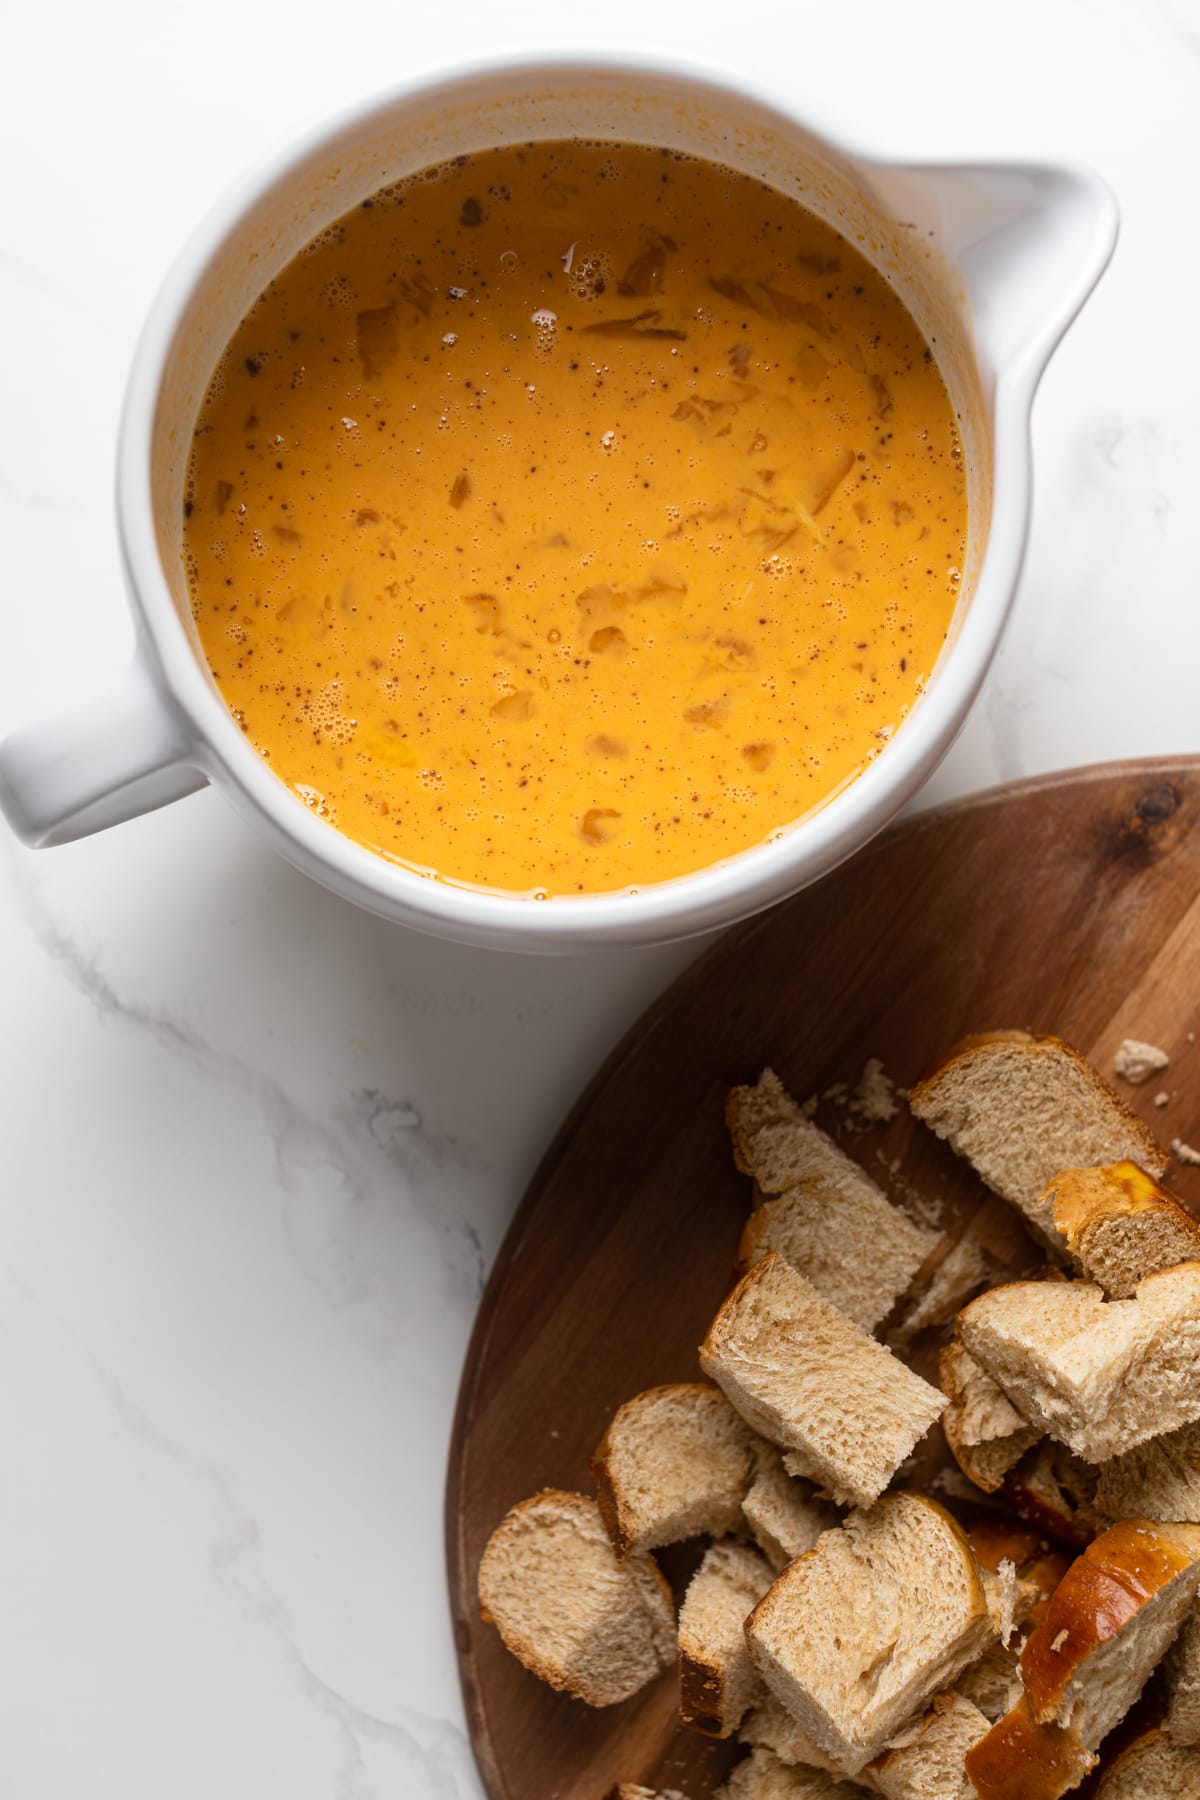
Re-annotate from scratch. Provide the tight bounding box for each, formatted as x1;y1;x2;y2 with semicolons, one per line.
679;1540;774;1738
1048;1161;1200;1298
742;1446;840;1573
1093;1727;1200;1797
729;1072;935;1330
999;1440;1105;1546
477;1491;675;1706
909;1032;1166;1246
592;1383;760;1557
958;1264;1200;1462
736;1185;935;1333
1019;1518;1200;1747
1095;1418;1200;1523
744;1494;994;1775
718;1748;865;1799
700;1253;946;1508
940;1341;1042;1495
964;1697;1097;1800
739;1694;852;1776
862;1692;990;1799
1166;1599;1200;1744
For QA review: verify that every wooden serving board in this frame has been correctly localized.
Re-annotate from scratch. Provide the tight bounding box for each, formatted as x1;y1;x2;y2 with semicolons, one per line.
446;759;1200;1800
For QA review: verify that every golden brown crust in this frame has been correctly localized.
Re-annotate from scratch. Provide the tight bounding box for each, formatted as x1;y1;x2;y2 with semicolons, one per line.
964;1698;1097;1800
1020;1520;1200;1723
1048;1161;1200;1255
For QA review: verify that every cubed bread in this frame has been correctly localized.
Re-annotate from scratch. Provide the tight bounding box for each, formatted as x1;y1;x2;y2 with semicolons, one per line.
964;1698;1097;1800
678;1540;774;1738
1095;1417;1200;1523
1020;1519;1200;1747
592;1383;760;1556
477;1491;675;1706
729;1071;934;1331
1166;1599;1200;1744
742;1445;840;1573
1092;1727;1200;1796
863;1692;990;1799
939;1341;1042;1494
909;1031;1166;1246
700;1253;945;1508
717;1748;864;1799
744;1494;994;1775
958;1264;1200;1462
1048;1161;1200;1297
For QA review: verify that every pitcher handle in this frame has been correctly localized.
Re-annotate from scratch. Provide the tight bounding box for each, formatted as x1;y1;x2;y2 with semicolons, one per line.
0;656;207;847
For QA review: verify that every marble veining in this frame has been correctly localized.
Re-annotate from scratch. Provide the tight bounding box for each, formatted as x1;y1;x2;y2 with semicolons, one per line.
4;1;1200;1793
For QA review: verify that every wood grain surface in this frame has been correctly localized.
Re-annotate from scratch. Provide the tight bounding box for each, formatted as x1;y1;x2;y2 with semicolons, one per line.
446;759;1200;1800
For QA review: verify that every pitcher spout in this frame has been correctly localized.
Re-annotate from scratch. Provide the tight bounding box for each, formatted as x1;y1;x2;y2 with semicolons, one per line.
869;158;1118;390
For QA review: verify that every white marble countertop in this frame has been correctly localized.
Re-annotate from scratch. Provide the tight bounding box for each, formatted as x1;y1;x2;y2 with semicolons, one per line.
3;1;1199;1793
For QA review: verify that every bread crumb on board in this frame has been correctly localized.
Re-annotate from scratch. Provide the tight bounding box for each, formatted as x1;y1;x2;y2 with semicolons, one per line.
1113;1038;1170;1084
849;1056;900;1127
1156;1091;1172;1108
1173;1138;1200;1167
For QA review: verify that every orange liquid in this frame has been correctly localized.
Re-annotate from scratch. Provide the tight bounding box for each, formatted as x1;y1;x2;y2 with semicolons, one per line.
186;141;965;895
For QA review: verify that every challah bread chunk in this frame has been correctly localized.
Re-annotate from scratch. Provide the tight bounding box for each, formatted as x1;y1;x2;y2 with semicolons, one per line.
964;1698;1097;1800
592;1383;759;1556
909;1031;1166;1246
729;1071;934;1330
1095;1417;1200;1523
862;1692;989;1799
1019;1519;1200;1747
718;1748;865;1799
1166;1598;1200;1744
940;1341;1042;1494
678;1540;773;1738
478;1491;674;1706
701;1254;945;1509
744;1494;993;1775
742;1445;840;1573
1048;1161;1200;1298
958;1264;1200;1462
1092;1728;1200;1797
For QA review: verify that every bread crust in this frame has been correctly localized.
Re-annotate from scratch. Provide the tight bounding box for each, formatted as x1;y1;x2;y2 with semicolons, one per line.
1047;1162;1200;1297
1020;1519;1200;1725
963;1698;1097;1800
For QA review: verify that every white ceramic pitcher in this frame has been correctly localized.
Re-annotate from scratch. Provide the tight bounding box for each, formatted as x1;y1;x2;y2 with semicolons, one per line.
0;54;1117;951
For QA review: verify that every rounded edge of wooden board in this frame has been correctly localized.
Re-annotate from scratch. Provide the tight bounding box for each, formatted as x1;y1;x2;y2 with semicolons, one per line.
445;753;1200;1798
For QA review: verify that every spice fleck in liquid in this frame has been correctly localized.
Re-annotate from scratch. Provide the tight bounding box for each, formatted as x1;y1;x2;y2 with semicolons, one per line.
185;141;966;894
